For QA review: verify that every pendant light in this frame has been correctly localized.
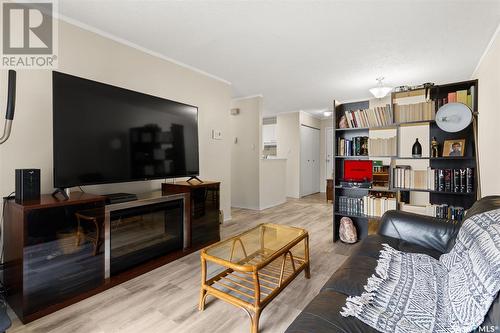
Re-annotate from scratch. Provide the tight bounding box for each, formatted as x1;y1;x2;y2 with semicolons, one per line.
369;77;392;99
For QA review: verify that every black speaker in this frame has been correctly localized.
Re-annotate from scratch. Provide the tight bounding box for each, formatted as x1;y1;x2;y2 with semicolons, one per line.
15;169;40;203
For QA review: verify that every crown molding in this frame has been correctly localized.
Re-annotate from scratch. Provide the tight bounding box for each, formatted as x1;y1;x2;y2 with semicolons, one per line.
472;21;500;78
56;14;232;86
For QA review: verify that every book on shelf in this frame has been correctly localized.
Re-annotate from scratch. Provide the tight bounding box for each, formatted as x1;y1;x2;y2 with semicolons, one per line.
363;195;397;217
343;105;393;128
447;92;457;103
400;202;465;222
367;136;397;157
393;101;435;123
392;166;474;193
337;194;397;218
437;86;475;111
337;196;364;215
337;136;368;156
456;90;467;104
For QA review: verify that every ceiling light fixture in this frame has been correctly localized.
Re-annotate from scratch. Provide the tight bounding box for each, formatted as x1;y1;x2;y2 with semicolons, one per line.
369;77;392;99
323;111;333;117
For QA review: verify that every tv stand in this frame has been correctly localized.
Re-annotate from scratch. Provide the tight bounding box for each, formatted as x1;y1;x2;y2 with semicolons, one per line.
162;181;220;247
51;188;69;200
186;176;203;184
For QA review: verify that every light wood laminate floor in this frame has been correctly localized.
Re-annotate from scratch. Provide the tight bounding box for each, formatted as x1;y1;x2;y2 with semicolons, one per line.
8;193;357;333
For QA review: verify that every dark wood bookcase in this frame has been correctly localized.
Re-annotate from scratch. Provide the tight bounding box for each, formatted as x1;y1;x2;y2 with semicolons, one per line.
333;80;478;242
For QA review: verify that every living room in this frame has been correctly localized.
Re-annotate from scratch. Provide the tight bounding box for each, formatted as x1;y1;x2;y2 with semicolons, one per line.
0;1;499;333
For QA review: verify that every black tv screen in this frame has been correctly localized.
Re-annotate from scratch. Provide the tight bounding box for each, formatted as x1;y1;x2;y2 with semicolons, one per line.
53;71;199;188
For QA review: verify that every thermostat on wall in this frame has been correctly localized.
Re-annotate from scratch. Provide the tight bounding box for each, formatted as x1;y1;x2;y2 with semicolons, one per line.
212;129;223;140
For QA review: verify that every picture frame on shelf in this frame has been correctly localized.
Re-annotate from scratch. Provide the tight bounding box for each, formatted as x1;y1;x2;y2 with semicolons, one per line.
338;115;348;128
442;139;466;157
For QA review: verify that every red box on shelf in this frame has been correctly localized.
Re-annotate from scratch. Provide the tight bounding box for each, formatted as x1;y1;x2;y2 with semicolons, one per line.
343;160;373;182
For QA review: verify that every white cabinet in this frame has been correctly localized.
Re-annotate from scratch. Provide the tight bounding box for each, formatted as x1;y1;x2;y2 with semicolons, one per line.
262;124;277;144
300;125;321;197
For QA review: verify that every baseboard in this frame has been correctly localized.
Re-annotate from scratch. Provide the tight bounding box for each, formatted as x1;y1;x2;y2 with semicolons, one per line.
258;200;287;211
231;204;260;210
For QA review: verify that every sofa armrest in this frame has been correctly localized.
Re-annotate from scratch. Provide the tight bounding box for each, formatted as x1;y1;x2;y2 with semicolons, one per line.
378;210;460;254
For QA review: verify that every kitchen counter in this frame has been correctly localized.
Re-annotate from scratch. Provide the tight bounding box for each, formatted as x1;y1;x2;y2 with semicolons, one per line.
260;158;287;209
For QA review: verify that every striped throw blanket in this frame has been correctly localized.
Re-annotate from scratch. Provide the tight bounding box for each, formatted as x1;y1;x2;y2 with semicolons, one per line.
341;208;500;333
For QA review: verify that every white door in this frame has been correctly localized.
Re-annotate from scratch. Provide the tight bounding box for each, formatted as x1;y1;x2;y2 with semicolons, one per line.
326;127;334;180
311;127;321;194
300;125;321;197
300;126;312;196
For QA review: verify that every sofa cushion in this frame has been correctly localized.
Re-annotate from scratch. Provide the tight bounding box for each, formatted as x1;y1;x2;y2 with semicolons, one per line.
321;255;377;296
355;234;442;259
285;290;378;333
322;235;444;296
464;195;500;220
447;195;500;252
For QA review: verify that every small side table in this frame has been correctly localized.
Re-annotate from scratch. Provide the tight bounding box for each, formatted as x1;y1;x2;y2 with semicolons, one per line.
326;179;333;202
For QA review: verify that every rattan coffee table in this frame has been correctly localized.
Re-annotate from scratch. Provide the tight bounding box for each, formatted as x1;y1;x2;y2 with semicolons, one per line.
199;223;310;333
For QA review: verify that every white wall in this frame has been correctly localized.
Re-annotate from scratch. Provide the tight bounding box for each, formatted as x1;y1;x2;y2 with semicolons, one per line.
0;20;233;219
300;111;321;129
230;96;262;209
276;112;300;198
472;27;500;196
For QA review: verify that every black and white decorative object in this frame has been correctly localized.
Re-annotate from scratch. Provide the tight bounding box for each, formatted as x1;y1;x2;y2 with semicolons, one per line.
0;70;16;145
411;138;422;158
341;209;500;332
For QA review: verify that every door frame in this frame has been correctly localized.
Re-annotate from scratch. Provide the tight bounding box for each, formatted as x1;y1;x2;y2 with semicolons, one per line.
325;126;334;182
300;124;321;197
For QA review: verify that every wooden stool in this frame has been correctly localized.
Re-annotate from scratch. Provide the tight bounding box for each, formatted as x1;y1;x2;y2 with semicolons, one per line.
75;209;103;256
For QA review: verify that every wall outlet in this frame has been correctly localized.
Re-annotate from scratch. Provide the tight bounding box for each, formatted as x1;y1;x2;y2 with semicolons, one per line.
212;129;223;140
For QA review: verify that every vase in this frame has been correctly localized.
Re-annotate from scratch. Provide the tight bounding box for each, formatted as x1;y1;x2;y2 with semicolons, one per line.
412;138;422;158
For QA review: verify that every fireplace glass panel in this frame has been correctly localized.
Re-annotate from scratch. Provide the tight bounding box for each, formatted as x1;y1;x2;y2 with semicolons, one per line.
110;199;183;275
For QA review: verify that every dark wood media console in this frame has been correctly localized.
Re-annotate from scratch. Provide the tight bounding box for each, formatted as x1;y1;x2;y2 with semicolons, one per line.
162;181;221;247
3;184;221;324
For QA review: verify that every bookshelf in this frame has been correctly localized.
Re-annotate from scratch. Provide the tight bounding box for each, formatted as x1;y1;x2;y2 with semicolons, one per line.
333;80;478;242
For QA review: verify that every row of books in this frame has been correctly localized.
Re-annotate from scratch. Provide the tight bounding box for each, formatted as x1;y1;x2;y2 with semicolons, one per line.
338;196;465;222
393;101;435;123
367;137;397;157
337;196;364;216
343;105;393;128
337;136;368;156
437;86;475;111
392;166;474;193
362;195;397;217
400;203;466;222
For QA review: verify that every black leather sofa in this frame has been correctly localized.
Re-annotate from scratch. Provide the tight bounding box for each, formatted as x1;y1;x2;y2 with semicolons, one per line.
286;196;500;333
0;296;10;333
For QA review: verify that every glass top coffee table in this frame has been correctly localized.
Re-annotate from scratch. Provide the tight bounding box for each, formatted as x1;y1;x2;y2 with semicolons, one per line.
199;223;310;333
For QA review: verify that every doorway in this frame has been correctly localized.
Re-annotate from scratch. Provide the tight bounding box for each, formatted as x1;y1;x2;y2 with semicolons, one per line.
300;125;321;197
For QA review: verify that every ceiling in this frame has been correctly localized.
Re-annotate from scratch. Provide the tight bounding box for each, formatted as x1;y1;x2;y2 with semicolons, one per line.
57;0;500;116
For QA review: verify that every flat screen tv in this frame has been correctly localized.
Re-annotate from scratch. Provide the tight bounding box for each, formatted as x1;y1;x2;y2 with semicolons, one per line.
53;71;199;188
